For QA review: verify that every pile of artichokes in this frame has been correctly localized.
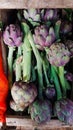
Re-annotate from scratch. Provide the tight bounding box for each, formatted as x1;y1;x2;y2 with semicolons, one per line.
2;8;73;125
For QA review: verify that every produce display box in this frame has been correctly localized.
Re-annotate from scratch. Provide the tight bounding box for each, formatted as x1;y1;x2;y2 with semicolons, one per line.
0;1;73;130
0;0;73;8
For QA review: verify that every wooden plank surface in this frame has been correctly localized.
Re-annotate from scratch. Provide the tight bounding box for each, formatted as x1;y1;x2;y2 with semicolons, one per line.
5;116;73;130
0;0;73;9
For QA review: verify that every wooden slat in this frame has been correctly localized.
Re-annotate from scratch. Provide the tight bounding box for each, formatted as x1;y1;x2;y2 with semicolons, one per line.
5;116;73;130
0;0;73;9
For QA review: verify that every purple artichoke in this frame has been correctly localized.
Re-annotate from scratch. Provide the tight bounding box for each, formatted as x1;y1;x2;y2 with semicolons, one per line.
65;40;73;58
33;25;55;50
47;43;71;97
42;9;59;21
65;72;73;82
10;81;37;111
29;99;52;124
47;43;70;66
3;24;22;47
3;24;23;88
10;100;25;111
23;9;59;24
55;98;73;125
60;21;72;35
44;87;56;100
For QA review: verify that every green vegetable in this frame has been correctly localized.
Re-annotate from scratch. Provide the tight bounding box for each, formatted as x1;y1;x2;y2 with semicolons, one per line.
21;22;32;82
28;31;43;99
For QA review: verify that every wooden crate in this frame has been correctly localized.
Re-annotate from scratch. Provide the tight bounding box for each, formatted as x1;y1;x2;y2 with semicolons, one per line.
0;0;73;8
5;116;73;130
0;1;73;129
1;115;73;130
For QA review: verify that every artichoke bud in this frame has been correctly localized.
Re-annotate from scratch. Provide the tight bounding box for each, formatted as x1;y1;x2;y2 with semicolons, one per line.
3;24;23;47
10;81;37;111
47;43;70;66
44;87;56;101
33;25;56;50
29;99;52;124
23;9;41;22
60;21;72;35
55;99;73;125
43;9;59;21
65;72;73;82
65;40;73;58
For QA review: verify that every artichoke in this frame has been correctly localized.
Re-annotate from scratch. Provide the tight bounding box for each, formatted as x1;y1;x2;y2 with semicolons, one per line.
45;25;71;97
3;24;22;47
42;9;59;21
23;9;41;22
23;9;59;24
44;87;56;101
60;21;72;35
33;25;55;50
10;100;24;112
47;43;70;67
28;30;52;124
55;98;73;125
3;24;23;88
65;40;73;58
10;81;37;111
29;99;52;124
51;65;73;125
23;9;43;26
65;72;73;82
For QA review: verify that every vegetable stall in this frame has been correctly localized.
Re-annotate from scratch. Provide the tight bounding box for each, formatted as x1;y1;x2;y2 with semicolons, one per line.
0;0;73;130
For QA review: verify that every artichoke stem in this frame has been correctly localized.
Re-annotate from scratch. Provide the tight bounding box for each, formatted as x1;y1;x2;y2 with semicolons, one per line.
37;60;43;99
51;65;62;100
53;66;70;90
17;46;22;57
58;66;66;98
16;60;21;81
55;20;61;40
42;60;50;86
16;47;22;81
22;35;31;82
21;22;32;82
8;46;15;88
28;32;44;100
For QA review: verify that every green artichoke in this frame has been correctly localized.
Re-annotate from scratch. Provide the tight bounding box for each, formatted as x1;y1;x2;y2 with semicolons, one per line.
23;9;41;22
29;99;52;124
23;9;43;26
